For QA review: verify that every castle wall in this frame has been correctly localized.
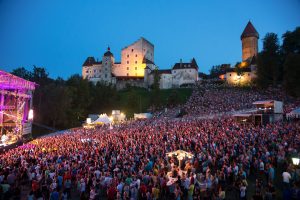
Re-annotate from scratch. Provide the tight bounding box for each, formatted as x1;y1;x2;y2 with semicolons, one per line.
115;38;154;77
225;71;254;85
242;37;258;61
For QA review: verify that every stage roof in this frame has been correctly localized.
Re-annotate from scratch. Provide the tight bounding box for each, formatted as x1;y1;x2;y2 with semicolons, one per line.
232;113;252;117
0;70;36;90
253;100;274;105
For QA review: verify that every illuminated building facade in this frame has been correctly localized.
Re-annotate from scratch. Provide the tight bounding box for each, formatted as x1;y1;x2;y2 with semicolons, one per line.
224;21;259;85
82;37;156;86
145;58;199;89
82;37;199;89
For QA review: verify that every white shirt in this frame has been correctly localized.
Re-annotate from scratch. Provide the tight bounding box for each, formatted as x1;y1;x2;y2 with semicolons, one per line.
282;172;291;183
259;162;264;171
240;186;246;197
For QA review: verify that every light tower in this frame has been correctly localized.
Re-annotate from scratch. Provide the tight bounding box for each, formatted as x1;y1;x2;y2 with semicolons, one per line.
241;21;259;61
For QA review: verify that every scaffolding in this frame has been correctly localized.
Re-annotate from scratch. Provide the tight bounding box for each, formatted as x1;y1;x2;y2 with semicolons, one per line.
0;70;36;146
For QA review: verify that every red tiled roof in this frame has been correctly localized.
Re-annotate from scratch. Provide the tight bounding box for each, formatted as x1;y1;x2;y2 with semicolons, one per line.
241;21;259;39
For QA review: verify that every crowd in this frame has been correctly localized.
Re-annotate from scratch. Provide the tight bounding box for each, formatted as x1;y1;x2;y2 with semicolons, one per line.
0;84;300;200
183;84;289;118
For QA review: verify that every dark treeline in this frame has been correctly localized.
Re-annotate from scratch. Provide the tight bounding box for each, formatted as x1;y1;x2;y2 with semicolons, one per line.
256;27;300;97
12;67;119;129
11;67;187;130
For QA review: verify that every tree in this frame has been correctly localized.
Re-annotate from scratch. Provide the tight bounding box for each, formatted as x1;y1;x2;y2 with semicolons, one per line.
209;64;230;78
150;70;162;108
11;67;32;80
255;33;281;87
282;27;300;55
234;62;244;76
42;83;72;128
283;53;300;97
31;66;50;86
66;74;92;127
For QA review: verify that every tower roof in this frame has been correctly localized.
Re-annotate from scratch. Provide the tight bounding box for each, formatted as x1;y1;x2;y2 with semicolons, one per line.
241;21;259;40
104;47;113;57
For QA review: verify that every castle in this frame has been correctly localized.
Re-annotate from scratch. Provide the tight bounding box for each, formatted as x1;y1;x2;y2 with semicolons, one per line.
224;21;259;85
82;21;259;87
82;37;199;89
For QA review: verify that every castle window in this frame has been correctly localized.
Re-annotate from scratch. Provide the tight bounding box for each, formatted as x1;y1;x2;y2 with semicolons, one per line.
127;67;129;70
135;54;137;57
135;61;137;64
229;74;231;76
248;73;250;76
105;74;107;78
131;49;134;52
127;54;129;58
135;67;137;70
127;73;129;76
86;70;88;73
127;61;129;64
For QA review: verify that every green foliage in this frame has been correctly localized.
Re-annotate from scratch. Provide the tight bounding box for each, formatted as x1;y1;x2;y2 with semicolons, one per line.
255;33;281;87
283;53;300;97
11;67;32;80
150;69;162;108
209;64;231;78
234;62;244;76
282;27;300;55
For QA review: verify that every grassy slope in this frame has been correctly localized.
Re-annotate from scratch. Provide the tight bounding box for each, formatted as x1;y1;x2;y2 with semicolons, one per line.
115;87;192;118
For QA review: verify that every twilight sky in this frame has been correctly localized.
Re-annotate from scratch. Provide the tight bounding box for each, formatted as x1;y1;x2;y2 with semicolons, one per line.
0;0;299;79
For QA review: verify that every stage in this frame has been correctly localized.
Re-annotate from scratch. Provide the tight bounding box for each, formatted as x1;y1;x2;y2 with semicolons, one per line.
0;70;36;148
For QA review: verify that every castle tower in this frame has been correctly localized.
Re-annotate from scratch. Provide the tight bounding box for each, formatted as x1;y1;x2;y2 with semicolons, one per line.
102;47;114;82
241;21;259;61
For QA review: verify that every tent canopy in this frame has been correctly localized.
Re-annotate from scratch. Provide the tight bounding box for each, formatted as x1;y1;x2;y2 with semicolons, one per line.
92;114;112;124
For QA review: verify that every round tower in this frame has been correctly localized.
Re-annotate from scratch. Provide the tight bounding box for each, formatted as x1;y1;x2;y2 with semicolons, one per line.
241;21;259;61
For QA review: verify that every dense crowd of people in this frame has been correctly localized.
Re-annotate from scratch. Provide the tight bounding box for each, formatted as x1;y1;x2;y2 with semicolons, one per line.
0;84;300;200
183;84;289;118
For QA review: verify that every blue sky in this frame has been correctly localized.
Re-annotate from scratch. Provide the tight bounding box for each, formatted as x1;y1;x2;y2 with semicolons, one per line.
0;0;299;79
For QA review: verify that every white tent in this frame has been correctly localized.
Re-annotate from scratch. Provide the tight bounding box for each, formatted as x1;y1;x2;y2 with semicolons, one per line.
287;107;300;119
134;113;153;120
92;114;112;124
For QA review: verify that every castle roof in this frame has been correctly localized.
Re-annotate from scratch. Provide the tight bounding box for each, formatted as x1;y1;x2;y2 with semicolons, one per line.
83;57;96;66
241;21;259;40
226;67;252;73
143;57;155;65
172;58;198;70
122;37;154;50
150;69;172;75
